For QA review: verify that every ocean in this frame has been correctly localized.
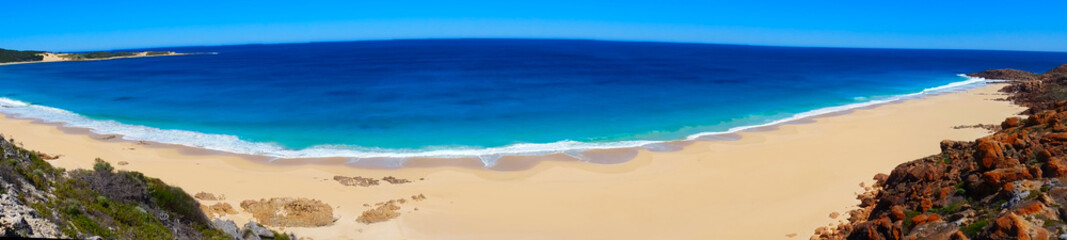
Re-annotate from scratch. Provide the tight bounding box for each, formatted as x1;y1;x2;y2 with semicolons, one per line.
0;39;1065;163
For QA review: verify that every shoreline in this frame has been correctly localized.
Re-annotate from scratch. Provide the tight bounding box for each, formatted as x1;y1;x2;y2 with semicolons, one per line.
0;75;996;168
0;83;1025;239
0;51;194;66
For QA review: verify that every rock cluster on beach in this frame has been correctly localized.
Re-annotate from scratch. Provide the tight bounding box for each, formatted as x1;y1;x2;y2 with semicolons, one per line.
816;64;1067;240
240;197;336;227
356;194;427;224
333;175;413;187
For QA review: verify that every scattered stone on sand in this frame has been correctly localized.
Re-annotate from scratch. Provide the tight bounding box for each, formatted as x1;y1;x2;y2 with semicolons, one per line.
952;123;1001;133
98;135;117;140
357;195;427;224
137;140;150;145
786;233;797;238
356;201;402;224
116;161;129;166
829;212;839;219
240;197;335;227
200;202;238;218
382;176;411;184
333;176;379;187
333;175;414;187
194;192;223;201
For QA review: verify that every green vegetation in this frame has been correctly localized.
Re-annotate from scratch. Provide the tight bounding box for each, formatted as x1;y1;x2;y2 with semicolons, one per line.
901;210;921;228
0;48;45;63
960;219;990;237
272;230;292;240
1042;84;1067;102
144;51;173;56
0;137;228;239
65;51;138;60
931;201;964;215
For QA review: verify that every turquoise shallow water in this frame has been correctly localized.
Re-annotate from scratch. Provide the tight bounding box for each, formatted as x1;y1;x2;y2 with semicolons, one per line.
0;39;1064;159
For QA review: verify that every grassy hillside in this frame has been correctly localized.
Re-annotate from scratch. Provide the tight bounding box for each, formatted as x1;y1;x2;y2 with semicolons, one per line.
0;135;230;239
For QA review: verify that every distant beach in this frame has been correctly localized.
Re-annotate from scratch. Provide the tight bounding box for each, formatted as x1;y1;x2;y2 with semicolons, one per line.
0;50;189;66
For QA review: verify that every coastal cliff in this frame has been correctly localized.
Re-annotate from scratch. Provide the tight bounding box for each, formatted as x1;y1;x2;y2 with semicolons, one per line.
815;64;1067;240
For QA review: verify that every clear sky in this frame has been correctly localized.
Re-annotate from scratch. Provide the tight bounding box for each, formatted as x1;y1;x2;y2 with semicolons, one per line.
3;0;1066;52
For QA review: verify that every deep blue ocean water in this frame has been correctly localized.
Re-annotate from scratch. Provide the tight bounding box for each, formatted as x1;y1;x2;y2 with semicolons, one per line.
0;39;1065;158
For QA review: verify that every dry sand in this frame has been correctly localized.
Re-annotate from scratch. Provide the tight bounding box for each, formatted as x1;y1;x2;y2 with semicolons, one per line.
0;84;1024;239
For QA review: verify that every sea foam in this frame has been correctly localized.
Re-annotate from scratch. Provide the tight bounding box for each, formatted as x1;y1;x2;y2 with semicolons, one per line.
0;74;990;167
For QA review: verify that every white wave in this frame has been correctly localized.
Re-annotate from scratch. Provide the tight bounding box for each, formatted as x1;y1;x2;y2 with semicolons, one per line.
0;74;991;167
683;74;989;140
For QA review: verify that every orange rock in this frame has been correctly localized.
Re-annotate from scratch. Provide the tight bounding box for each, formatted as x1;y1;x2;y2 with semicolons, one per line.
938;187;952;199
1014;202;1045;215
975;139;1005;169
1003;117;1022;129
911;214;929;225
890;205;906;221
920;198;933;212
989;212;1051;240
983;171;1003;184
982;166;1033;187
1044;157;1067;177
1042;132;1067;143
874;173;890;187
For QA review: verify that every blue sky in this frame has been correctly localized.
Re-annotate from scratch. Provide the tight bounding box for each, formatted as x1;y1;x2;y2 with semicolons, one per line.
3;0;1066;52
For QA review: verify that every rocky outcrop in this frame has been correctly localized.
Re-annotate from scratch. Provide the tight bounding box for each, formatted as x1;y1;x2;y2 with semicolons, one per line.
244;221;274;239
819;64;1067;240
977;64;1067;113
201;202;239;218
0;134;301;239
240;197;335;227
0;185;61;238
213;219;241;240
212;219;293;240
969;69;1041;81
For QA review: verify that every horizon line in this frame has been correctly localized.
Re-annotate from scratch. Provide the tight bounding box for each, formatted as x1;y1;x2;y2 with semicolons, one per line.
15;37;1067;54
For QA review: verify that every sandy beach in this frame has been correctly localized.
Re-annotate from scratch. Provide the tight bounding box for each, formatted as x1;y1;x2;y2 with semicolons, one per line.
0;83;1023;239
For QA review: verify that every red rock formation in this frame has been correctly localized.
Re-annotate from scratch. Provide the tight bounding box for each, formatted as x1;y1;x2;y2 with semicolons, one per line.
818;65;1067;240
